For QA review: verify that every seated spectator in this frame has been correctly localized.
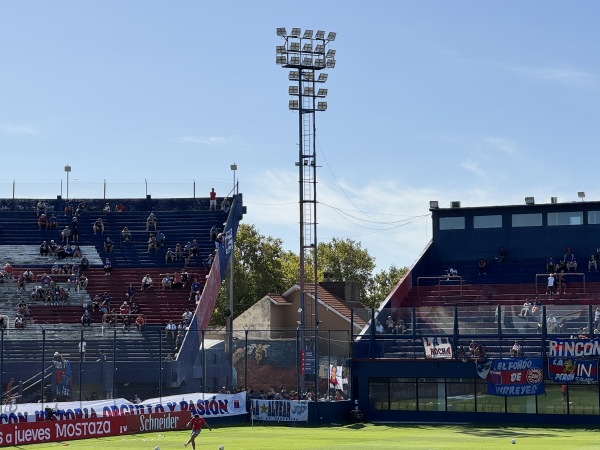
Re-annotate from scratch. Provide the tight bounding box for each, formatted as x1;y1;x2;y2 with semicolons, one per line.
546;256;556;273
48;214;57;229
165;320;177;339
64;244;74;258
75;201;85;216
175;330;185;352
564;246;577;272
181;269;189;286
93;218;105;234
589;254;598;272
474;344;487;362
119;301;131;316
175;243;183;260
547;314;558;333
36;200;47;217
122;315;131;332
203;251;215;269
510;340;522;357
146;213;157;231
519;299;531;316
78;274;88;290
61;226;71;245
81;310;92;326
221;197;231;213
182;309;193;326
103;202;111;214
67;273;78;290
446;267;458;279
156;230;166;248
210;225;219;242
141;274;153;290
40;240;50;256
121;226;131;243
189;279;202;301
115;203;126;212
130;302;139;315
91;294;101;312
23;269;34;283
72;245;82;258
496;246;507;264
80;255;90;271
558;274;567;294
469;340;478;357
165;248;175;263
126;283;136;301
161;274;173;290
104;237;114;253
64;202;74;215
385;315;394;332
37;214;49;230
3;263;13;281
478;258;486;275
14;314;25;330
55;245;68;260
103;258;112;275
135;315;145;332
557;259;567;273
393;319;405;334
48;240;58;256
147;235;158;253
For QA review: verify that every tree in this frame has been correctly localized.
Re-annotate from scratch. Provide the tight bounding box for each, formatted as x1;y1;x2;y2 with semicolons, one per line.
211;224;295;326
366;264;408;308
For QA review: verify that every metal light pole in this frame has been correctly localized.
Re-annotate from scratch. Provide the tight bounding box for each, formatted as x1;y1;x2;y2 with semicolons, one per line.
64;165;71;200
276;27;336;395
230;163;237;195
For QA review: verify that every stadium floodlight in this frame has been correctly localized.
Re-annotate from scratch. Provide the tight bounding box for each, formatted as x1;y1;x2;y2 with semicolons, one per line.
315;30;325;39
314;58;325;68
327;31;336;41
317;102;327;111
317;88;328;97
303;87;314;96
303;72;314;81
288;86;299;95
290;42;300;52
315;44;325;54
290;56;300;65
302;57;313;66
276;27;287;36
317;73;328;82
289;71;299;80
276;45;286;54
289;100;299;110
303;29;313;39
303;43;313;52
276;55;287;65
291;27;301;37
326;59;336;68
326;49;336;58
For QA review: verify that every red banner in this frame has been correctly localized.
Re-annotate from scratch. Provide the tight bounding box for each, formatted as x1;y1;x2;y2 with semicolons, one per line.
0;416;126;447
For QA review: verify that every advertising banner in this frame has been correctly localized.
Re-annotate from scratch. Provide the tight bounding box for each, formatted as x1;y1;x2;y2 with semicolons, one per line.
548;358;598;383
0;392;247;425
487;358;545;396
251;399;308;422
548;339;600;358
422;337;453;359
0;415;126;447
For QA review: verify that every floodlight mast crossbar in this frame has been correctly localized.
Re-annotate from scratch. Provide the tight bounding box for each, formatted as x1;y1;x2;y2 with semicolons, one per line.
276;27;336;398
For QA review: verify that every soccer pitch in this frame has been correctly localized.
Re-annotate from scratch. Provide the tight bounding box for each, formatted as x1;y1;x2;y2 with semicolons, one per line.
20;423;600;449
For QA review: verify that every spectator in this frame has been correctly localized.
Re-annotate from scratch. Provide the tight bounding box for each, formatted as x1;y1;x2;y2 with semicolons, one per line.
40;241;50;256
182;309;192;326
161;274;173;290
203;251;215;269
558;274;567;294
36;201;47;217
93;218;105;234
147;235;158;253
385;315;394;332
135;315;145;332
119;301;131;316
547;314;558;333
165;248;175;263
61;226;71;245
469;340;478;357
102;202;111;214
122;315;131;332
75;202;85;216
589;254;598;272
209;225;219;242
72;245;82;258
130;301;139;315
146;213;157;231
209;188;217;210
115;203;126;212
564;246;577;272
80;255;90;271
221;197;231;213
189;279;202;301
478;258;487;275
497;246;507;264
175;243;183;260
141;274;153;290
519;299;531;316
546;256;556;273
546;273;555;296
23;269;34;283
78;339;87;361
189;239;199;256
175;330;185;352
104;237;114;253
37;214;49;230
510;340;522;357
3;263;13;281
474;344;487;362
78;274;88;290
121;226;131;243
64;202;74;215
156;230;166;248
126;283;136;301
48;214;58;229
81;309;92;327
103;258;112;276
165;320;177;339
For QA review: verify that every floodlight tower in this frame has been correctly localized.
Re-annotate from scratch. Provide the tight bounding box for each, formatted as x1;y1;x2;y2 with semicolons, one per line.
276;27;336;394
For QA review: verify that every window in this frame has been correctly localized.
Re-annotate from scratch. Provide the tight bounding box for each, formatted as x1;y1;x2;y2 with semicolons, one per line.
439;217;465;230
474;215;502;229
547;212;583;226
588;211;600;224
512;213;542;227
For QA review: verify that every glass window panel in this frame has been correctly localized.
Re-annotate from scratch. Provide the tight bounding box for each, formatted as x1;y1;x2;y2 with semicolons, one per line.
589;211;600;225
475;379;505;413
368;379;389;410
506;395;537;414
512;213;542;227
547;211;583;226
567;384;599;415
538;383;567;414
446;379;475;412
390;379;416;411
417;378;446;411
474;215;502;229
439;217;465;230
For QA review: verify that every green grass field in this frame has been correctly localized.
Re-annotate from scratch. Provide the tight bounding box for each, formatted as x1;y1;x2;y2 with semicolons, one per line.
19;423;600;450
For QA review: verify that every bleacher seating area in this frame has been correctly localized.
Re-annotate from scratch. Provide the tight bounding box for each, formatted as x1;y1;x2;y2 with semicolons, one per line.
0;200;229;329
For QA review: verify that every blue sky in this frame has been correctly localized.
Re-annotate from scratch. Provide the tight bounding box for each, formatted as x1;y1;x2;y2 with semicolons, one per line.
2;2;600;272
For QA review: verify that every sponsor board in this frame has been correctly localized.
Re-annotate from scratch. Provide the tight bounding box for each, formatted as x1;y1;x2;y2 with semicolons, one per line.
251;400;308;422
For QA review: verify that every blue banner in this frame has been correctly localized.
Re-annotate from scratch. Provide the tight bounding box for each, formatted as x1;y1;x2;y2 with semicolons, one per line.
487;358;545;396
548;358;598;383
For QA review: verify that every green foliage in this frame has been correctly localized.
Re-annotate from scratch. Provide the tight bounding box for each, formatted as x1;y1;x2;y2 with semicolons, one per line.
365;264;408;308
